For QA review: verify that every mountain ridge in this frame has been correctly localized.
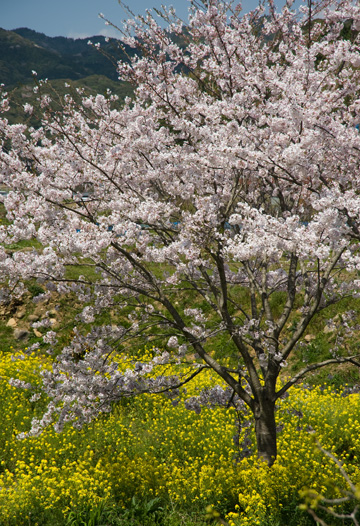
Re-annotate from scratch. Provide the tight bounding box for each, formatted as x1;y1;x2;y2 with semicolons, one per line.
0;27;136;124
0;27;134;87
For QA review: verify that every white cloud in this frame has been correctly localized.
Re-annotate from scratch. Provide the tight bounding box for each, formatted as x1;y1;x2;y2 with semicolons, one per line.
99;27;121;39
66;27;120;40
67;31;94;39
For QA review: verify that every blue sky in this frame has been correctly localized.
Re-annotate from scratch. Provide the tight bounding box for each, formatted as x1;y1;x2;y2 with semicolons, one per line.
1;0;261;38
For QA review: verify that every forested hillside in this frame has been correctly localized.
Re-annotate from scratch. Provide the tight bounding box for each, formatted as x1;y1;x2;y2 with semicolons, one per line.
0;27;134;123
0;27;135;86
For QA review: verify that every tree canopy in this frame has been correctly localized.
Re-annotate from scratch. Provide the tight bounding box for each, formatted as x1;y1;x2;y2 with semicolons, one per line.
1;0;360;465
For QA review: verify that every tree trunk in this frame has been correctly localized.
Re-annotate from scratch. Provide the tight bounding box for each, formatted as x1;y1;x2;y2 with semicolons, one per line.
254;396;277;467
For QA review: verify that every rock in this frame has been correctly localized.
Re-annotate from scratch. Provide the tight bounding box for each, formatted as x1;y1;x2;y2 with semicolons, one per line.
15;308;26;319
33;329;42;338
28;314;40;322
14;329;29;340
304;334;316;342
48;309;58;317
6;318;17;328
323;325;335;334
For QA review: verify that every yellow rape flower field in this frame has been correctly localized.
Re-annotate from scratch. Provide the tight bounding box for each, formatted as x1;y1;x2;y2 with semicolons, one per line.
0;348;359;526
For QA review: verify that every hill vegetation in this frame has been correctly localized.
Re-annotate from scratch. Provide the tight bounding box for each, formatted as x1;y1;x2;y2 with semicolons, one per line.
0;27;135;123
0;27;135;86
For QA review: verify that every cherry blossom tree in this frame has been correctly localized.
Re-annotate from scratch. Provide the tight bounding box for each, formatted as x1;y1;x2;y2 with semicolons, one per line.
1;0;360;465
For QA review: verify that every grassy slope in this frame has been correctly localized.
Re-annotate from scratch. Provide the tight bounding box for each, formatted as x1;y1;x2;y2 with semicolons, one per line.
0;207;359;389
5;75;133;126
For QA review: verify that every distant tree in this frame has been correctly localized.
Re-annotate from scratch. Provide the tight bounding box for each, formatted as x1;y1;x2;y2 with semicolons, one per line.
1;0;360;466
